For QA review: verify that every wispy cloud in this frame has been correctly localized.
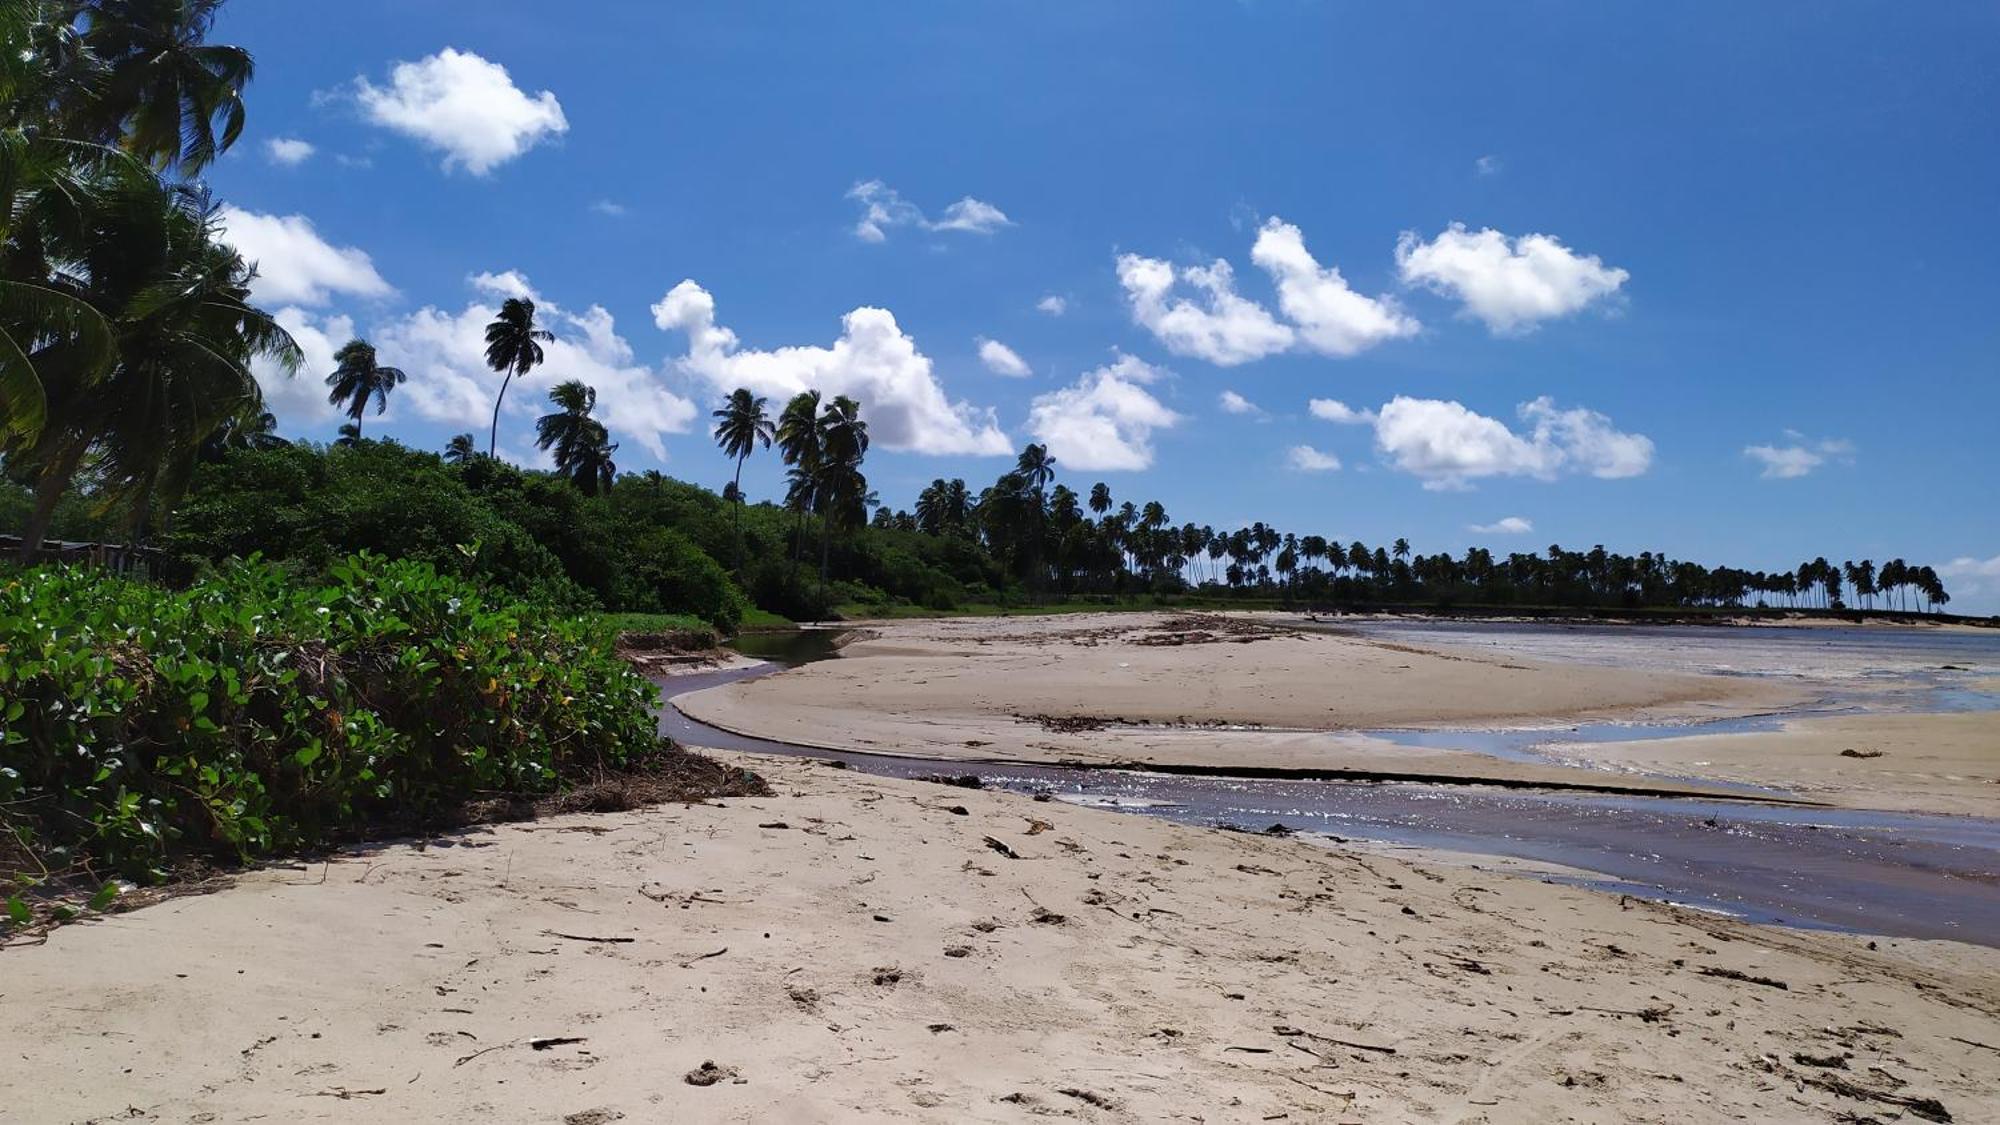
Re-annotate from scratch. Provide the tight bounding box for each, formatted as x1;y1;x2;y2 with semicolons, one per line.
1286;445;1341;472
847;180;1012;242
1218;390;1262;416
976;337;1031;377
264;137;316;166
1744;431;1855;479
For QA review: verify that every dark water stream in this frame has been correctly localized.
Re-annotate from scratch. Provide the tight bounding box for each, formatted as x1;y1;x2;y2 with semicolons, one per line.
654;628;2000;946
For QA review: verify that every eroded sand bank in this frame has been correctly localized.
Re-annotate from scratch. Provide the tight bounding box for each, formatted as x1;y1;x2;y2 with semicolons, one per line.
5;756;1996;1124
674;613;1809;794
1553;711;2000;817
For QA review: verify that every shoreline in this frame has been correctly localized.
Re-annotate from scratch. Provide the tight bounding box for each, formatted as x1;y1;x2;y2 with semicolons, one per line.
677;612;1811;776
679;611;1999;818
835;604;2000;632
669;694;1811;804
6;754;1994;1123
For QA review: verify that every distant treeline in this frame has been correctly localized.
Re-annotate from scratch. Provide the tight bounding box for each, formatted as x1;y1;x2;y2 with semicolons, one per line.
2;430;1955;624
874;463;1951;614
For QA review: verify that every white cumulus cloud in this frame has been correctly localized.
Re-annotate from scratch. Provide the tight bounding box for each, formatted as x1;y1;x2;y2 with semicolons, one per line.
1520;397;1655;480
1469;516;1534;535
469;269;538;302
264;137;315;166
352;48;567;174
976;337;1031;378
1287;445;1340;472
255;306;354;430
1307;397;1375;425
1744;432;1855;479
215;206;394;307
846;180;1012;242
1036;295;1067;316
1119;217;1411;365
1218;390;1260;416
932;197;1011;233
1250;218;1418;357
1371;395;1653;490
1026;354;1180;471
374;274;696;461
653;281;1010;456
1396;222;1628;334
1115;253;1294;367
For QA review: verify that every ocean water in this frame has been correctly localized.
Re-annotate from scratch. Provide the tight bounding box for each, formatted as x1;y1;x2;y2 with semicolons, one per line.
1328;619;2000;715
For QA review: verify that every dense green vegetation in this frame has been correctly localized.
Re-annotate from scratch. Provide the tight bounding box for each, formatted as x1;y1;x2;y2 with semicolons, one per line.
2;0;303;556
0;2;774;930
1;555;758;920
13;427;1956;626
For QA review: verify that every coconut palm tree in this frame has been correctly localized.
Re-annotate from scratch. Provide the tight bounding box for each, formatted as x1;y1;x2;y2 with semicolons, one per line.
198;406;283;461
483;297;552;457
1089;482;1112;520
323;339;405;440
711;387;773;570
0;43;120;444
570;428;618;495
66;0;254;174
1016;443;1056;501
775;389;823;560
1012;443;1057;592
535;379;618;496
443;432;477;465
333;421;361;447
7;185;300;557
813;395;870;588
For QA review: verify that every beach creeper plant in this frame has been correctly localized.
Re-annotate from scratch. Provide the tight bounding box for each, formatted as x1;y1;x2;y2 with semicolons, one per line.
0;553;676;910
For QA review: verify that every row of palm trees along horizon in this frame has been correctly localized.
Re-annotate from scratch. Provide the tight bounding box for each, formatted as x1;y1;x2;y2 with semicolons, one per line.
320;316;1959;615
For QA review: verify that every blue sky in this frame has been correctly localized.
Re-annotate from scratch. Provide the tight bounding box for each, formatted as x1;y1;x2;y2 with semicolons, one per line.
205;2;2000;609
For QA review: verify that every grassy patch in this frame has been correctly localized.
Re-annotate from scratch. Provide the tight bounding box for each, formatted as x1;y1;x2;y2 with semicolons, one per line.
738;606;798;630
596;611;712;636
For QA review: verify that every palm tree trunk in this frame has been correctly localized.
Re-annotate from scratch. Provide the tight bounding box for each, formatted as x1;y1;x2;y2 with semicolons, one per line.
19;443;88;562
818;514;831;617
488;370;515;456
730;454;746;573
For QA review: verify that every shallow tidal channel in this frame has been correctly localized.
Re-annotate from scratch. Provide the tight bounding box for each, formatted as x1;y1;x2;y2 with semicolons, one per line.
655;627;2000;946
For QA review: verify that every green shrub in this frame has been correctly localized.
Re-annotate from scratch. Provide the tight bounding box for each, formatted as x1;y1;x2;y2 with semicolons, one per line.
610;527;747;632
161;441;596;610
742;557;835;622
0;554;681;885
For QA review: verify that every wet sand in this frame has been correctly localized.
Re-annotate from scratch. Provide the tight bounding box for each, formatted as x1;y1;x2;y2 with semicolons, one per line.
658;662;2000;943
1550;712;2000;817
676;613;1807;794
6;756;1996;1124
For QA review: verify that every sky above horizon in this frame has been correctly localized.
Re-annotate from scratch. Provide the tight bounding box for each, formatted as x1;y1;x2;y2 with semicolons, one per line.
204;2;2000;610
